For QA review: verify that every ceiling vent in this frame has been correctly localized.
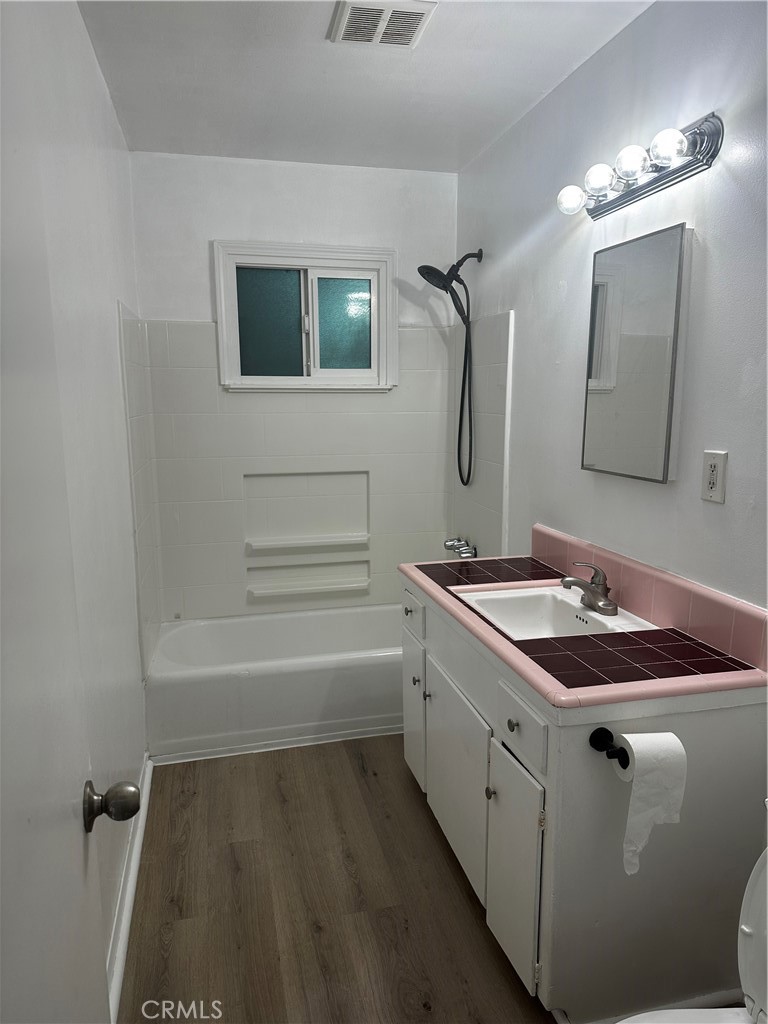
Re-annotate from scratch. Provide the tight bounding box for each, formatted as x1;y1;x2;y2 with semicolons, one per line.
329;2;437;49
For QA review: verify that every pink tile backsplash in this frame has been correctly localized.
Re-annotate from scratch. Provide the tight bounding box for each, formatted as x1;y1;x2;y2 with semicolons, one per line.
729;601;767;671
651;572;693;630
688;585;738;654
619;560;655;623
531;524;767;668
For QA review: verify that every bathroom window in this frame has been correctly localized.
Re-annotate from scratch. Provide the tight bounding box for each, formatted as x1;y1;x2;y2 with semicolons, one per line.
214;241;398;390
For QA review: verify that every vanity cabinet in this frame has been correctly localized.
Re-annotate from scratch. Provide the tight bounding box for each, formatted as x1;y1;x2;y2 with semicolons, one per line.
486;737;545;995
402;626;426;790
425;656;491;904
399;576;767;1024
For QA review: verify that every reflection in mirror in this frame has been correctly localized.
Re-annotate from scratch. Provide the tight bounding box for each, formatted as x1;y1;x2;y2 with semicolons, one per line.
581;223;689;483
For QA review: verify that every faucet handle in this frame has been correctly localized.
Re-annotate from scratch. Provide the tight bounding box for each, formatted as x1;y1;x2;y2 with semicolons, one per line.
444;537;465;551
572;561;608;587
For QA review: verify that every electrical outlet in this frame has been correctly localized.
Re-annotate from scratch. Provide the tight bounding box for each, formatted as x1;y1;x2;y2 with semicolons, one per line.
701;450;727;503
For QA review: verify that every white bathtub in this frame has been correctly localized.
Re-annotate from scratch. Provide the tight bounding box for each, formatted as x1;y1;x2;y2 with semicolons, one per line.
146;604;403;759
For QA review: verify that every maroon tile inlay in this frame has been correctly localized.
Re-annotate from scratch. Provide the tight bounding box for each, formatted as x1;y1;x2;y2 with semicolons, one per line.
553;635;607;653
596;632;649;649
599;664;655;683
647;662;698;678
575;648;632;669
552;669;607;688
620;646;675;665
656;642;707;660
412;558;757;688
531;652;584;673
514;638;563;656
685;657;737;674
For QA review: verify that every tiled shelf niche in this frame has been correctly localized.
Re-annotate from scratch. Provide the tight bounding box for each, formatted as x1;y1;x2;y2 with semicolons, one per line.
244;470;370;598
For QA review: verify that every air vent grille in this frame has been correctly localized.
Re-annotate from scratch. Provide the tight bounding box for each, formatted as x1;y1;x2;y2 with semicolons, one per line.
330;2;437;49
380;10;427;45
342;6;385;43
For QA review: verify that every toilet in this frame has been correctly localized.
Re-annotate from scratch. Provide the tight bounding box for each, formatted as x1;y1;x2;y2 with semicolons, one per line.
619;848;766;1024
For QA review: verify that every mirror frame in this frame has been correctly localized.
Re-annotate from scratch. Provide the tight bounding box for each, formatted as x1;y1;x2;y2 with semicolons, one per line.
581;222;689;484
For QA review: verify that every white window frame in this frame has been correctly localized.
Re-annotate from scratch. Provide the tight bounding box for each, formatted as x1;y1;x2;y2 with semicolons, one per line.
213;241;398;391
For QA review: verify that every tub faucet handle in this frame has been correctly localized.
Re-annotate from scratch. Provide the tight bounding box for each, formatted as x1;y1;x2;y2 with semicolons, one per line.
444;537;465;550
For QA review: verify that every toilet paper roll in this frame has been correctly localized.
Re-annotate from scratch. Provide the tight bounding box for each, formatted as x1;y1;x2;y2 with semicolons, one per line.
614;732;687;876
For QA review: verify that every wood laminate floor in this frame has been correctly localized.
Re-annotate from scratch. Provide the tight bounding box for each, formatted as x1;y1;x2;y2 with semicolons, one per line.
119;735;554;1024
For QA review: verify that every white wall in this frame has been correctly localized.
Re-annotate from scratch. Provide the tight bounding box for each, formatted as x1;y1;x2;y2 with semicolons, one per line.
130;151;458;327
129;152;459;619
0;0;146;966
457;1;767;606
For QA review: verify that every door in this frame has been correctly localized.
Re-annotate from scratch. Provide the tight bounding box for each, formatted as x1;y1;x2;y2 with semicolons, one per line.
486;738;545;996
0;46;111;1022
425;657;491;904
402;628;427;791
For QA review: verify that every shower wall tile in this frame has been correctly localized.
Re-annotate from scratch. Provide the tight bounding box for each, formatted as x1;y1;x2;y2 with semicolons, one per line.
450;312;512;558
146;320;455;620
168;321;218;367
151;366;219;413
147;320;170;366
156;457;223;502
119;307;160;676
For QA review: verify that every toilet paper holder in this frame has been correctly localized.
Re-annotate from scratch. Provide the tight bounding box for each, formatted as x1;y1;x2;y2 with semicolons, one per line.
589;728;630;770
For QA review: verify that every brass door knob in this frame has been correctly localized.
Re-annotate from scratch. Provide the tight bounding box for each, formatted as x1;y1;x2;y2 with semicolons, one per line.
83;779;140;833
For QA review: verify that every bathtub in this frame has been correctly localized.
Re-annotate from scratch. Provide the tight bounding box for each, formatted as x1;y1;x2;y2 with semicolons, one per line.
146;604;403;759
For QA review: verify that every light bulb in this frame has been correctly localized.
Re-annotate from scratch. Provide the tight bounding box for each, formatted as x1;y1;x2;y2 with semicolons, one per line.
650;128;688;167
584;163;617;196
556;185;586;215
615;144;651;181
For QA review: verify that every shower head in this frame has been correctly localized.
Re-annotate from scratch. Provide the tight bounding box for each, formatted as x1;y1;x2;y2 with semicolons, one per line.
417;264;452;291
418;249;483;292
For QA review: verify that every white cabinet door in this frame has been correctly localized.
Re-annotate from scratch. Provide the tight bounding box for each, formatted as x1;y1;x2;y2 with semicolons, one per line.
486;738;545;996
402;627;426;791
425;656;491;904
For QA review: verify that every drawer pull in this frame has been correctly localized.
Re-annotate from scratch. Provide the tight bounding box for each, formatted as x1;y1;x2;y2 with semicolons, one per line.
484;786;496;800
507;718;519;733
412;675;420;686
404;606;413;616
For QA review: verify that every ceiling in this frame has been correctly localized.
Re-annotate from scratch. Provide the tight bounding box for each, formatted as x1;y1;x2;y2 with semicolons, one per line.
80;1;651;173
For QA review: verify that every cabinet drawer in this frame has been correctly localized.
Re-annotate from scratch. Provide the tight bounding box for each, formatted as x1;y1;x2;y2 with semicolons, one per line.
496;683;548;775
402;589;425;638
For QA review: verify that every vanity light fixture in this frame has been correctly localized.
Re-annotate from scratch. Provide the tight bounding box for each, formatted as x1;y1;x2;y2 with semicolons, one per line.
556;112;724;220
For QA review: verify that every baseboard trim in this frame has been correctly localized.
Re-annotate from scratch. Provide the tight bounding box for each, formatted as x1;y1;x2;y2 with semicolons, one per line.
150;719;403;765
107;754;153;1023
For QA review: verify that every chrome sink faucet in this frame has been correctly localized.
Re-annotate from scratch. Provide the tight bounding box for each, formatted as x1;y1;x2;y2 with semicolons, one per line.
561;562;618;616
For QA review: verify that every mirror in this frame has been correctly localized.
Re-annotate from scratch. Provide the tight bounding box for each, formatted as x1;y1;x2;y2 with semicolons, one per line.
581;223;689;483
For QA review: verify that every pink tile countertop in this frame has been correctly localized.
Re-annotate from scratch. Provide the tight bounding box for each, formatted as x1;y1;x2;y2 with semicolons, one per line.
398;557;767;709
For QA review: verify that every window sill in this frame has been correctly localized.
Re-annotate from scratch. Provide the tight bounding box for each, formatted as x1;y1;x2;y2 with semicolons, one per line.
223;383;396;393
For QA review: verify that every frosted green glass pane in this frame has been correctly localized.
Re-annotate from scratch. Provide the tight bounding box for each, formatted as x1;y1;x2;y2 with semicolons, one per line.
236;267;303;377
317;278;371;370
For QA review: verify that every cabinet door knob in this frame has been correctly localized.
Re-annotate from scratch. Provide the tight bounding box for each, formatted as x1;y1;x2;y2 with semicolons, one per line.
412;675;420;686
484;786;496;800
404;607;413;616
422;690;431;702
507;718;519;732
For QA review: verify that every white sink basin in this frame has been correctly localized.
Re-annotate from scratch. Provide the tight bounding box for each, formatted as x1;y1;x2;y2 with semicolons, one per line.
456;584;654;641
